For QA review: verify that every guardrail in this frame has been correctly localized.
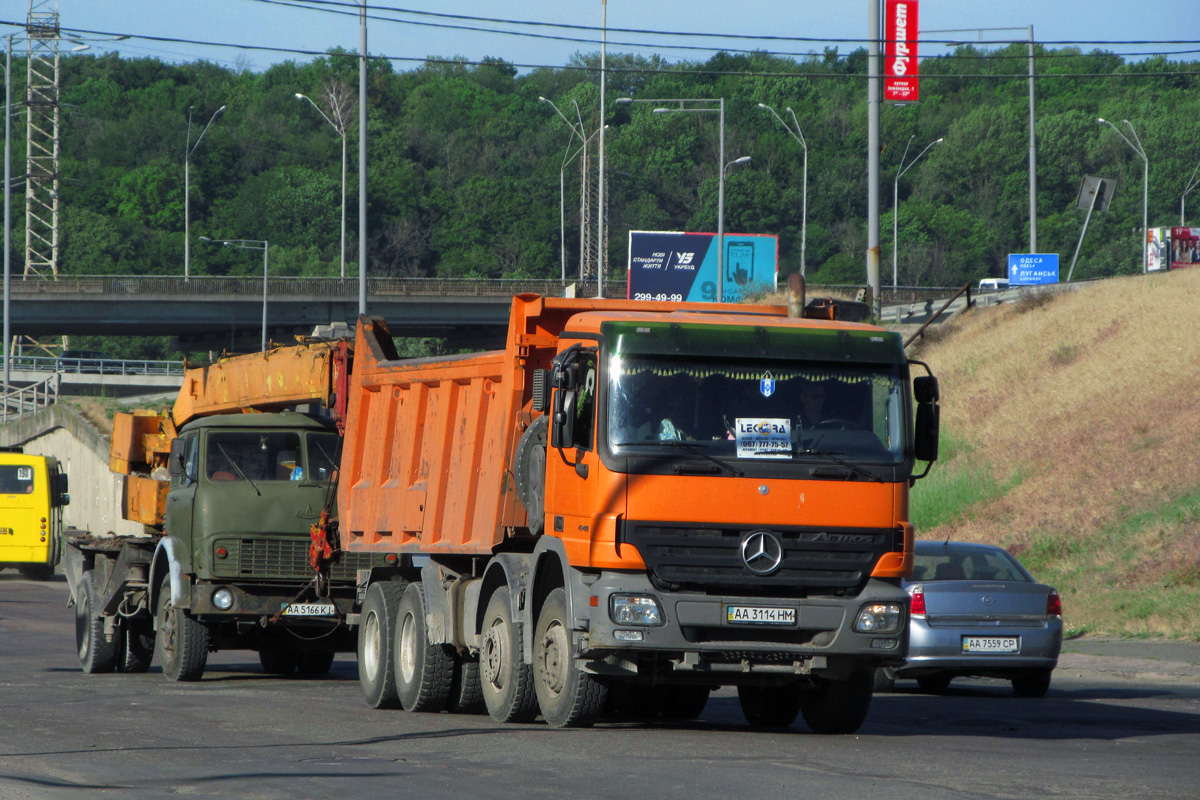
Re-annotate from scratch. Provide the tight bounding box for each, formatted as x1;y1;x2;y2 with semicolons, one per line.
1;374;60;425
9;355;186;377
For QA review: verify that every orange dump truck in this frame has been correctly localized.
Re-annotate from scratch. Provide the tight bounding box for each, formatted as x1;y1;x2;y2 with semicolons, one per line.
340;288;940;730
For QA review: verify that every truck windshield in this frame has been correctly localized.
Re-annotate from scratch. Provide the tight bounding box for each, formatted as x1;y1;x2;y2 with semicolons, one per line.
206;432;304;482
607;355;906;464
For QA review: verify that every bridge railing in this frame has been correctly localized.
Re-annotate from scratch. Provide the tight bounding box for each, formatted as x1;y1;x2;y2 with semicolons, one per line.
10;355;186;377
1;374;60;425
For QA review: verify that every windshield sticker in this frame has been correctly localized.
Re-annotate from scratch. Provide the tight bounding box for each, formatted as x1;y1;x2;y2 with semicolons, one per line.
735;418;791;459
759;372;775;398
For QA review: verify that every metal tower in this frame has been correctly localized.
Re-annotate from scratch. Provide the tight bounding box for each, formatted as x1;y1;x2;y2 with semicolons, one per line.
24;0;61;279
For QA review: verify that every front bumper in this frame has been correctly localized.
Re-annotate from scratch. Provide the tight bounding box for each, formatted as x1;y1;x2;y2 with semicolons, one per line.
576;571;908;679
189;581;357;624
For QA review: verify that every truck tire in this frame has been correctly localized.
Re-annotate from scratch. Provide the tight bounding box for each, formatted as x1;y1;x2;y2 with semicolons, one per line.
76;569;118;674
533;588;607;728
259;648;299;675
395;583;454;712
660;685;711;719
738;683;802;728
480;586;538;724
357;581;405;709
155;574;209;682
798;673;874;735
118;617;155;674
447;655;486;714
1012;668;1053;698
297;649;336;675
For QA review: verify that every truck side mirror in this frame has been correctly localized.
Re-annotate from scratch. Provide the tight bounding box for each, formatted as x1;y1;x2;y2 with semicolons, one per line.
550;388;575;450
168;438;188;477
913;375;940;465
913;375;939;404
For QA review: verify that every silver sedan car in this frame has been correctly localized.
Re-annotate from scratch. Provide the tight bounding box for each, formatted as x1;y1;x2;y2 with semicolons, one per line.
876;541;1063;697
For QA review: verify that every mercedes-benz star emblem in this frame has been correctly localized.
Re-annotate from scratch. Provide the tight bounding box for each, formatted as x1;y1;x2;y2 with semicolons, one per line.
740;531;784;576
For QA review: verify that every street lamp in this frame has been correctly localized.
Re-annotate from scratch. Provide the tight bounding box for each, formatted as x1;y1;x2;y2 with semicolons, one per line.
540;96;586;284
184;105;226;280
1098;118;1149;274
3;34;14;396
200;237;270;352
296;92;348;279
757;103;808;276
1181;157;1200;226
618;96;747;302
893;136;943;288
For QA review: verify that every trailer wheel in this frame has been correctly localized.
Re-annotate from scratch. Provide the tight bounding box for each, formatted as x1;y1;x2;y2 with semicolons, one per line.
155;574;209;682
297;649;336;676
447;655;486;714
75;569;117;674
479;586;538;723
798;673;874;734
118;617;155;674
738;683;802;728
259;648;298;675
395;583;454;712
357;581;405;709
533;588;607;728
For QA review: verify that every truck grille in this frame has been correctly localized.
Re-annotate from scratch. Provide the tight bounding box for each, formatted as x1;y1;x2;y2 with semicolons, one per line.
212;538;381;583
622;523;895;594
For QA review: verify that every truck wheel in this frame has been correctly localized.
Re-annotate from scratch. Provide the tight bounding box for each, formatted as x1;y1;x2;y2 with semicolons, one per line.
357;581;405;709
155;574;209;682
799;673;874;735
118;617;155;673
395;583;454;712
479;586;538;723
1012;669;1053;698
660;685;711;719
447;655;486;714
76;569;117;674
297;649;336;675
259;648;299;675
533;588;607;728
738;683;802;728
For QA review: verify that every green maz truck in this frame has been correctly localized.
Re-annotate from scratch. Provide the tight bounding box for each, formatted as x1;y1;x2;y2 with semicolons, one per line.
64;344;383;680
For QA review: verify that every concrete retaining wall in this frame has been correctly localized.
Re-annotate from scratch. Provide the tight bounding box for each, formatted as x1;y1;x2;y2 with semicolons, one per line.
0;406;143;536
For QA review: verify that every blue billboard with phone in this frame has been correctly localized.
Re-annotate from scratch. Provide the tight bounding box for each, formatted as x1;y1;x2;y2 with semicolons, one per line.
627;231;779;303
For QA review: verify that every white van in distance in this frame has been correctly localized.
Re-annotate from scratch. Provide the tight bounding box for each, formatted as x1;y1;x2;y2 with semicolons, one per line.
977;278;1009;293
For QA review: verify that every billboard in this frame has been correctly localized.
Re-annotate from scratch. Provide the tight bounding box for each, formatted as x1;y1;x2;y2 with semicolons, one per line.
627;231;779;303
884;0;920;103
1008;253;1059;286
1171;227;1200;269
1148;228;1170;272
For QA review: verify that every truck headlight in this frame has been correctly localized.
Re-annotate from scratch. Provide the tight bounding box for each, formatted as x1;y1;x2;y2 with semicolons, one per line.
609;594;664;626
212;587;235;611
854;602;903;634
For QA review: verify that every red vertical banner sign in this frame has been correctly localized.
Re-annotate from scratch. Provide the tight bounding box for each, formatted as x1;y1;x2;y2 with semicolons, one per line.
884;0;920;102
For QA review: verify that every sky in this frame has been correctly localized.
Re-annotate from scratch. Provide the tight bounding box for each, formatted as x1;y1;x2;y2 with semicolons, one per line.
3;1;1197;73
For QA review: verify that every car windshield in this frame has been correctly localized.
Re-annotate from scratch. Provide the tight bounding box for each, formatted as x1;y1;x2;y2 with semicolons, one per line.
911;546;1030;583
607;354;906;464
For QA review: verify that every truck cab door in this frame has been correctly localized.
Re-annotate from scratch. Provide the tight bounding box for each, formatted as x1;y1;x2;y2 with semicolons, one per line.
163;433;198;554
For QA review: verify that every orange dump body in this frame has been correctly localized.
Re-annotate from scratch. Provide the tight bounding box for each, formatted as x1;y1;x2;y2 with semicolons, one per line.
338;294;729;555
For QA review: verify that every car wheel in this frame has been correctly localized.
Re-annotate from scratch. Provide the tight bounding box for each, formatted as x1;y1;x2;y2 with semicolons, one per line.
873;666;897;693
1012;669;1053;698
916;673;953;693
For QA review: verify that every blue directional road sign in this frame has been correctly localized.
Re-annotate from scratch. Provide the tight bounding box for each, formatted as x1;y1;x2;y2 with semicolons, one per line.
1008;253;1059;286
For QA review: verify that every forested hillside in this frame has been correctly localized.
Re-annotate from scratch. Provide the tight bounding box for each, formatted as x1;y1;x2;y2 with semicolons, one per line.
5;45;1200;288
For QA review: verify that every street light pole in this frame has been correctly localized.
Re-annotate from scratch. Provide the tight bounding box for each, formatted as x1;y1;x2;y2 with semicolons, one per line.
1098;118;1149;273
893;136;943;288
618;96;747;302
358;0;368;316
296;93;347;279
3;34;12;395
201;237;270;351
757;103;809;276
184;105;226;281
1182;158;1200;225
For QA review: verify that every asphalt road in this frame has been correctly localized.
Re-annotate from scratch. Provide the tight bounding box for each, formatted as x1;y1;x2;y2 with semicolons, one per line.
2;574;1199;800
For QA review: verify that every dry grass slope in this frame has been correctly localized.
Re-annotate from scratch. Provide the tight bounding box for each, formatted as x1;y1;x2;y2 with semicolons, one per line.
910;270;1200;637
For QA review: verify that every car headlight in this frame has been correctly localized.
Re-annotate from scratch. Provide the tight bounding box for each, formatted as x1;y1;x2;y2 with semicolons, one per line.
854;602;903;634
212;587;235;611
609;594;664;626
